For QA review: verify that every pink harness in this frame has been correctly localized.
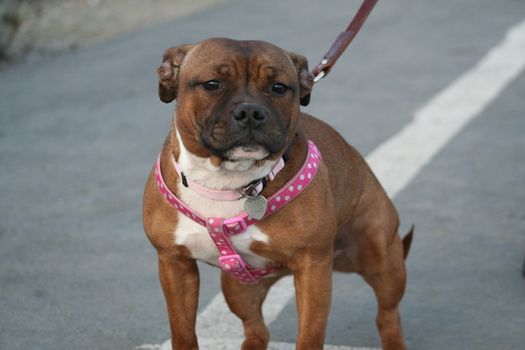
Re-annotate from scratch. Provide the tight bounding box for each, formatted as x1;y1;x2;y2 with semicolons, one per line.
155;140;322;284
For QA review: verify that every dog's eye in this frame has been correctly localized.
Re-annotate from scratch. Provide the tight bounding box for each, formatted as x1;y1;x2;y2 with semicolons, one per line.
202;80;222;91
271;83;288;95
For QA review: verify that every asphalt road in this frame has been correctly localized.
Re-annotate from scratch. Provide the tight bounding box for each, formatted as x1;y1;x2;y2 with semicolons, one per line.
1;0;524;349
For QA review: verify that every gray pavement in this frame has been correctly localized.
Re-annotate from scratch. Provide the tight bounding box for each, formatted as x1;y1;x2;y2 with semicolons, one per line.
1;0;524;349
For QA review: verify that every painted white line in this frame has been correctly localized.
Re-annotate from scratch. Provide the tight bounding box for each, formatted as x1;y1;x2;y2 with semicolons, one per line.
367;18;525;198
138;17;525;350
195;276;294;340
134;345;161;350
155;337;376;350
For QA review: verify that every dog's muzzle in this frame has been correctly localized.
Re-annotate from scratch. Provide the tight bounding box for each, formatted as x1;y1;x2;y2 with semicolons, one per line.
201;103;287;159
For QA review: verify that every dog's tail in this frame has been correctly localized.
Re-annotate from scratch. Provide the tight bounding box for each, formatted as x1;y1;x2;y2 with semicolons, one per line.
402;225;414;260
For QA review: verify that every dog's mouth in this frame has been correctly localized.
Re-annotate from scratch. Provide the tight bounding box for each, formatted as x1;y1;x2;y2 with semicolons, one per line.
200;128;286;162
224;145;269;161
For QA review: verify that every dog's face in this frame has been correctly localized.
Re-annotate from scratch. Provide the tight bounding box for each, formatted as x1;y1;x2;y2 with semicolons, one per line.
157;38;313;163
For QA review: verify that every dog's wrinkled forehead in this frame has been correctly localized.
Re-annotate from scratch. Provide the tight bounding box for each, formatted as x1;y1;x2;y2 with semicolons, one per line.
180;38;297;80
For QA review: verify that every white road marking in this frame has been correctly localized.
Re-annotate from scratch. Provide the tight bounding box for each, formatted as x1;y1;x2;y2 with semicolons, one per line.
134;345;161;350
157;337;376;350
194;276;294;341
137;18;525;350
367;18;525;198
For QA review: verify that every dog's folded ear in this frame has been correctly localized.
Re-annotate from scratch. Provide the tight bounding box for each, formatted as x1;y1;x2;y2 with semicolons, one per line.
157;45;194;103
288;52;314;106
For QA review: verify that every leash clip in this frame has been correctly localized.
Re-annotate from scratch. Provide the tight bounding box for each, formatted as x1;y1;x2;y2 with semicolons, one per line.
310;0;378;83
313;69;326;83
313;58;328;82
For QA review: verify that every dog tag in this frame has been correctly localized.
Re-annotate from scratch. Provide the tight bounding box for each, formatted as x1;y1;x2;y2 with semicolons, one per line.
244;195;267;220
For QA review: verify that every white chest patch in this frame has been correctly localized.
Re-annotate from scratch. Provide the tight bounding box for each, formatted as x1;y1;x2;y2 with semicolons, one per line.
172;131;274;268
174;214;270;268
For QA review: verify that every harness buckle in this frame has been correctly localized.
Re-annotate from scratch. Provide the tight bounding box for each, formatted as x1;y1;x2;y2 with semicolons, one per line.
222;217;248;236
218;254;246;272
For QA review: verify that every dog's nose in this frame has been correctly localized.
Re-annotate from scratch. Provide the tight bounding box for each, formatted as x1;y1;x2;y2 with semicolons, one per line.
232;103;268;128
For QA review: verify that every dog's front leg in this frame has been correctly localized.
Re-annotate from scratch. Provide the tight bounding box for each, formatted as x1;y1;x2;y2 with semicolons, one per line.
158;255;200;350
222;273;281;350
292;252;333;350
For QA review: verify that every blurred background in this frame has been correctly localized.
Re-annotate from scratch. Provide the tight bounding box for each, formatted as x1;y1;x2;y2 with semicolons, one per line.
0;0;221;66
1;1;524;349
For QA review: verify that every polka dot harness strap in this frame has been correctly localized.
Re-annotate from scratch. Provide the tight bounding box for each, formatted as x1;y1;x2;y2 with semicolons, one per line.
154;140;322;284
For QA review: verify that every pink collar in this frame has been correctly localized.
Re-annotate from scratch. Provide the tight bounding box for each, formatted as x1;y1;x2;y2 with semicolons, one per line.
171;156;285;201
155;140;322;284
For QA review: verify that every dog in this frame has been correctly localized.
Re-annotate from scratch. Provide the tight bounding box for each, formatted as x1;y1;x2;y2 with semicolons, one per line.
143;38;413;350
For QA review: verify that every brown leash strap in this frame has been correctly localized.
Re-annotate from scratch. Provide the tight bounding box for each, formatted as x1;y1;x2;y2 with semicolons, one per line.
311;0;379;83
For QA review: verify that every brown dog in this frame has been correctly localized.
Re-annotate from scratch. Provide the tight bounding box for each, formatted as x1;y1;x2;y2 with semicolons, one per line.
143;38;413;350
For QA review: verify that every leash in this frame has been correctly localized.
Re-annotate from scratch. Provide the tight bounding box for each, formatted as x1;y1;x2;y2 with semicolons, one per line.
311;0;379;83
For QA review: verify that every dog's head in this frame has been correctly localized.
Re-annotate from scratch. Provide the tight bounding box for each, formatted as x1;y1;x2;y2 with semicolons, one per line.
157;38;313;164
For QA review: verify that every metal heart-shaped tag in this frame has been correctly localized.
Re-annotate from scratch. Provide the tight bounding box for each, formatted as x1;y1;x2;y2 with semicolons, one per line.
243;195;267;220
